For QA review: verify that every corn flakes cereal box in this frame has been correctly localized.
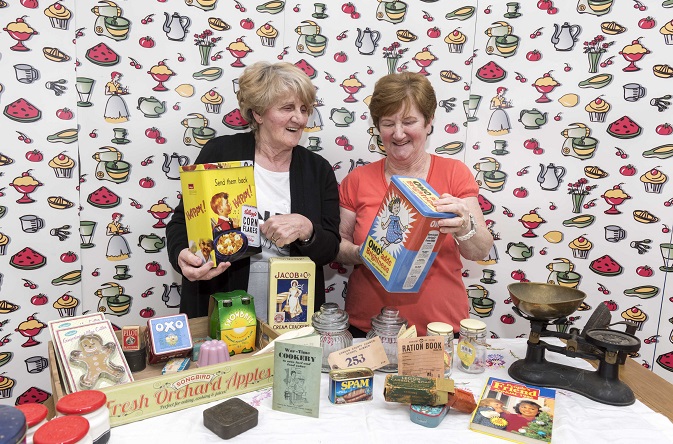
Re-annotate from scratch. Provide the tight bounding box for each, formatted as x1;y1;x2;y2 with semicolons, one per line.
359;176;456;293
268;257;315;333
179;161;260;267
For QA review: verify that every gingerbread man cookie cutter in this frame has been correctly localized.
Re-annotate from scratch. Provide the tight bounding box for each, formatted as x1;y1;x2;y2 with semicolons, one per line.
69;334;125;389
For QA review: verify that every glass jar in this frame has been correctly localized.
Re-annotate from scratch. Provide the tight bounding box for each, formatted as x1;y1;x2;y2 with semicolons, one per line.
457;318;487;373
365;306;407;373
56;390;110;444
426;322;454;378
33;416;93;444
311;302;353;373
16;403;48;444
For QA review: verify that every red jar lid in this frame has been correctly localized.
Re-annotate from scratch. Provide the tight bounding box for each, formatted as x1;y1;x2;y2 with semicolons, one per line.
16;402;48;427
33;416;89;444
56;390;106;415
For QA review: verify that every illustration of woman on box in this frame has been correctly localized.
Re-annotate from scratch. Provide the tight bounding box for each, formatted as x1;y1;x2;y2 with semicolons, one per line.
166;61;340;321
106;212;130;261
473;398;507;430
104;71;129;124
210;192;238;232
285;279;304;320
336;72;493;337
380;196;407;249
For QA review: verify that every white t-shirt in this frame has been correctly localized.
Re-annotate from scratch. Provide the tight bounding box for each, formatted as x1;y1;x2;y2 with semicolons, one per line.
248;164;291;323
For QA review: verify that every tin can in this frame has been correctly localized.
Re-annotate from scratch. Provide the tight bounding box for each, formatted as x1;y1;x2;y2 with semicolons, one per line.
426;322;454;378
328;367;374;404
409;404;449;428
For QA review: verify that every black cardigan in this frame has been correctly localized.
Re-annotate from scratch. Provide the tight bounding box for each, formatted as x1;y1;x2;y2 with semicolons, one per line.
166;132;341;318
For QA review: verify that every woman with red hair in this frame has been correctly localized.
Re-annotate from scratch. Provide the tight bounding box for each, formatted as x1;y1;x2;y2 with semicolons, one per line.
106;212;130;260
488;86;511;136
104;71;129;123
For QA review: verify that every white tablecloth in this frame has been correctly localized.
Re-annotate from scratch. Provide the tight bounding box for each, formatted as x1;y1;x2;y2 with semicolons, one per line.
109;338;673;443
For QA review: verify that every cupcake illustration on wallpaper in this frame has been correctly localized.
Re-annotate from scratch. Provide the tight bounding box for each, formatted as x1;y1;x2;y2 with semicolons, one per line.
257;22;278;47
201;89;223;113
53;293;79;317
640;167;667;194
585;97;610;122
0;231;8;255
48;152;75;178
568;235;592;259
0;374;16;399
445;28;466;53
44;2;72;30
621;306;647;330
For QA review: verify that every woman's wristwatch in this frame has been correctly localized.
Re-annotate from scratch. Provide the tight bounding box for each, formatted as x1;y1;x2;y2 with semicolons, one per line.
454;214;477;242
298;231;314;246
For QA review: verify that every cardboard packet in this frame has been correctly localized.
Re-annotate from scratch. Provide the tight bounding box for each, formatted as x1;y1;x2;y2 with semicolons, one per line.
210;291;257;355
267;257;315;333
179;161;260;267
360;176;456;292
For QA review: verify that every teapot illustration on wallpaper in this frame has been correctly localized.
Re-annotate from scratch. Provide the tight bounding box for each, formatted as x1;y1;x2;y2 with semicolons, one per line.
551;22;581;51
162;152;189;180
355;28;381;55
163;12;191;41
538;163;566;191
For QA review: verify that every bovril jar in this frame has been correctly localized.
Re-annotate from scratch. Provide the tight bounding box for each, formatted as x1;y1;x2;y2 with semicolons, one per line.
426;322;454;377
55;390;110;444
457;318;487;373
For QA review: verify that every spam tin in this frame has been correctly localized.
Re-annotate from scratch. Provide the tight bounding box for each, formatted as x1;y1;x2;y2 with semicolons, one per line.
328;367;374;404
409;404;449;428
359;176;456;293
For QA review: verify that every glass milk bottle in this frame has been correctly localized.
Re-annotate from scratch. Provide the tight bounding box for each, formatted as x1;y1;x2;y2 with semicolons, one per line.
366;306;407;372
312;302;353;372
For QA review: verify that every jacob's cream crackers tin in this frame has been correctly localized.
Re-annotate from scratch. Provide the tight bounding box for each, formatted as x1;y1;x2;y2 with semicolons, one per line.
268;257;315;332
360;176;456;293
179;161;260;266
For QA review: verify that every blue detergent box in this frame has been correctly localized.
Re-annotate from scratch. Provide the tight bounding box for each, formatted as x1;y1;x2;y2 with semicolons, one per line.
359;176;456;292
146;313;193;364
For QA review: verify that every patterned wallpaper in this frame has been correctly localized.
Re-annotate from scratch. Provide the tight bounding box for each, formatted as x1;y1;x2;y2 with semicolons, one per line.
1;0;673;407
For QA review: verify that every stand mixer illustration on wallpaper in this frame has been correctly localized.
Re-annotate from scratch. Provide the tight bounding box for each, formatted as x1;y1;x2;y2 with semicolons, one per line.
485;21;519;58
93;147;130;183
561;123;598;160
91;0;130;41
295;21;327;57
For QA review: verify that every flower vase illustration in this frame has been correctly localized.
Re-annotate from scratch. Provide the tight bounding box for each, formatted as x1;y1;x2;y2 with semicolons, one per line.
383;41;407;74
568;178;595;213
583;34;614;73
194;29;221;66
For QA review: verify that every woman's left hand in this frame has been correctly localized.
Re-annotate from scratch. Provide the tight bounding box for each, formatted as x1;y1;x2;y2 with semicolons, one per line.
261;213;313;247
433;193;472;235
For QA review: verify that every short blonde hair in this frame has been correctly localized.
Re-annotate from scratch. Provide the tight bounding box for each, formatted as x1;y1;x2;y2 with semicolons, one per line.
368;72;436;130
237;61;316;132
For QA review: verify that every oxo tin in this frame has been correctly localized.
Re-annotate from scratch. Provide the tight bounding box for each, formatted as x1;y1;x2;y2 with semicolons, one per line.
328;367;374;404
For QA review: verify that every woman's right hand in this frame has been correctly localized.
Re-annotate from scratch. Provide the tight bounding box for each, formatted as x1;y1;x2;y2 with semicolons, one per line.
177;248;230;281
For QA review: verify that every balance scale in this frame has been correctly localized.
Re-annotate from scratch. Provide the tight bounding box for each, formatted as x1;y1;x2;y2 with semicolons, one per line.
507;282;641;406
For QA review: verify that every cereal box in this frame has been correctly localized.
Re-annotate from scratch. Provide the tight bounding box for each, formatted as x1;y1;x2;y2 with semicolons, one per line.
359;176;456;293
179;161;260;266
268;257;315;333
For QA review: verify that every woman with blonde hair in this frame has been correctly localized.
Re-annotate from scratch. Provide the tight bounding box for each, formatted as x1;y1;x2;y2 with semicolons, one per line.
167;61;340;320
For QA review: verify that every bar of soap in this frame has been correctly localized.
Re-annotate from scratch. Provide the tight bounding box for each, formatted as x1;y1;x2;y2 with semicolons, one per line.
203;398;258;439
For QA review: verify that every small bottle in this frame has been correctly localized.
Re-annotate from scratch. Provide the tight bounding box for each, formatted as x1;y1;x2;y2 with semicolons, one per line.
366;307;407;373
0;405;27;444
457;318;487;373
55;390;110;444
426;322;454;378
311;302;353;373
16;403;48;444
33;416;92;444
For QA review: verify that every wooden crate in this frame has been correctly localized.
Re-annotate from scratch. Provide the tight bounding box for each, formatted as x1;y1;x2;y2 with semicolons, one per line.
48;317;278;427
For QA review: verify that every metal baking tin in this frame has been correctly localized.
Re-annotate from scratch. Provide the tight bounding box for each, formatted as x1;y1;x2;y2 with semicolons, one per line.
328;367;374;404
203;398;258;440
409;404;449;428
